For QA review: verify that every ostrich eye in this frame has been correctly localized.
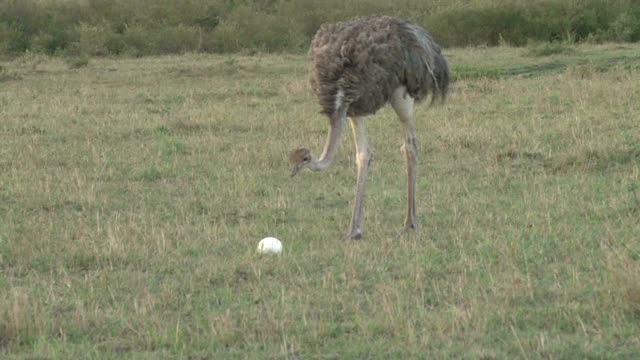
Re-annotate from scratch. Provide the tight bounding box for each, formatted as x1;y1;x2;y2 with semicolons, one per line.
303;156;310;162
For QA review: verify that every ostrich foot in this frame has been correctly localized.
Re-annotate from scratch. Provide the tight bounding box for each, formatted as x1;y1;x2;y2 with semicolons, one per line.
395;222;419;239
345;229;363;240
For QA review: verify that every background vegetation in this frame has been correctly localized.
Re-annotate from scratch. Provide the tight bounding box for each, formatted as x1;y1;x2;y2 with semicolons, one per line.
2;0;640;57
1;42;639;358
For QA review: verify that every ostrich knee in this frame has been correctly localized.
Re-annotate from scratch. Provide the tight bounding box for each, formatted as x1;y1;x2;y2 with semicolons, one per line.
401;140;417;165
357;148;371;168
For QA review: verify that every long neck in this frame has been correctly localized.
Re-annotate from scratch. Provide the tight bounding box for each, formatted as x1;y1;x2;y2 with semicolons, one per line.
309;111;346;172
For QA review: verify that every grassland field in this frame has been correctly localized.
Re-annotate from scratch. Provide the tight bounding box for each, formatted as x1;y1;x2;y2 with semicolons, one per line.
0;43;640;358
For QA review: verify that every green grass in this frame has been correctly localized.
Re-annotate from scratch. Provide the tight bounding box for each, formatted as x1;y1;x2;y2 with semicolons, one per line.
1;44;639;358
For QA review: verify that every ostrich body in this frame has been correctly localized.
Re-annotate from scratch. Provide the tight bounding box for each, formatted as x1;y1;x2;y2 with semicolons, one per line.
290;16;450;240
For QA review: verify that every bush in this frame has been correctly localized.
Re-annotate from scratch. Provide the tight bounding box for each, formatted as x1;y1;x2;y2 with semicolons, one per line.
1;0;640;56
523;1;572;42
153;25;201;54
610;11;640;42
211;4;307;53
31;28;76;55
0;24;29;54
74;22;112;56
119;24;201;56
429;4;533;46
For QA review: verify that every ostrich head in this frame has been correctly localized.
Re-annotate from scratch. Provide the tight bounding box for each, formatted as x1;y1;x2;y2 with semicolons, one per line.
289;148;313;177
289;111;345;177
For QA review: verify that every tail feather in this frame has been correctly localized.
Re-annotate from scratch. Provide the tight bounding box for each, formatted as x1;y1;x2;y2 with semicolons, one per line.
404;23;450;103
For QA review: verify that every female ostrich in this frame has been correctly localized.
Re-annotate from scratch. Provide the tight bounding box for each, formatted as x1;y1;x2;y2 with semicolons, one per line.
289;16;450;240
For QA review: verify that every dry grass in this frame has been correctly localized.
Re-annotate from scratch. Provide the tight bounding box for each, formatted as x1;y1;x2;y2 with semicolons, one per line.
0;44;639;358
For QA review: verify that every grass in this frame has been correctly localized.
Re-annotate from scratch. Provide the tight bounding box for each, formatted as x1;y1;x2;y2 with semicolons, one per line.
0;43;639;358
524;42;577;57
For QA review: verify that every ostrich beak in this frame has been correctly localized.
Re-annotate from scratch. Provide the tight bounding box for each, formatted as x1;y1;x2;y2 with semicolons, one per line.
290;164;302;177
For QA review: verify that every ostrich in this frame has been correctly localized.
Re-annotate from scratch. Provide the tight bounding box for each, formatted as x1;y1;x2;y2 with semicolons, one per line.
289;16;450;240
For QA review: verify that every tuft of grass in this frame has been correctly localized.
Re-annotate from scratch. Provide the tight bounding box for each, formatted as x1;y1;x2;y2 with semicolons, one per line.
525;42;576;57
605;243;640;316
629;182;640;213
66;55;90;69
131;166;163;182
0;65;21;82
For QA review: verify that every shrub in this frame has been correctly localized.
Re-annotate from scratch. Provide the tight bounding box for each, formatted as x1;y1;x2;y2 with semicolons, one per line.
0;0;46;35
154;25;201;54
0;23;29;54
74;22;112;56
523;1;572;42
120;24;201;56
31;28;76;55
610;11;640;42
1;0;640;56
211;4;307;53
569;8;606;41
429;4;533;46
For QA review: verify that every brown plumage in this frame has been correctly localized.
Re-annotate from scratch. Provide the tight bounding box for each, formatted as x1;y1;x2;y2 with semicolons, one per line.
290;16;450;240
310;15;449;116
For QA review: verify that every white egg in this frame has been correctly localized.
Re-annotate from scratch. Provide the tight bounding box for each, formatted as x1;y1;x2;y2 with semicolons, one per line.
257;237;282;255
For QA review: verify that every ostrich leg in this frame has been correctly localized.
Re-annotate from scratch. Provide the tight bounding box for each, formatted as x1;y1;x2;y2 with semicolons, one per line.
401;123;418;231
391;88;418;232
348;117;370;240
